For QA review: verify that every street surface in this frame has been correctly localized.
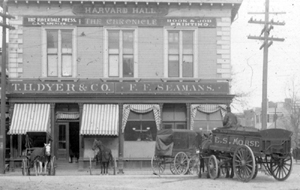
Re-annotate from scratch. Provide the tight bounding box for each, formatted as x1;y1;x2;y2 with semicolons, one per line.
0;163;300;190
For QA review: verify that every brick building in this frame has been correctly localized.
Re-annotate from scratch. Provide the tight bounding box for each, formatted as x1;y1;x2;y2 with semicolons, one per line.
4;0;243;171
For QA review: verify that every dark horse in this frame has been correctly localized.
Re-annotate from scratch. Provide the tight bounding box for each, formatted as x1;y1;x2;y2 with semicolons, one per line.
28;143;51;175
92;139;113;175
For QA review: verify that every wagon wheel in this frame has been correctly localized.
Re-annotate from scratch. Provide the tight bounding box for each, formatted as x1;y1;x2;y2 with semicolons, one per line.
170;163;178;175
252;162;258;179
207;155;218;179
174;152;189;175
233;145;255;182
188;157;200;175
151;155;165;175
271;154;292;181
22;159;27;176
50;156;56;176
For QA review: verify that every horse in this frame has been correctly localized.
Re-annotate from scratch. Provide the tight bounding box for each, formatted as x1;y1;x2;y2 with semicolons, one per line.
92;139;113;175
28;143;51;176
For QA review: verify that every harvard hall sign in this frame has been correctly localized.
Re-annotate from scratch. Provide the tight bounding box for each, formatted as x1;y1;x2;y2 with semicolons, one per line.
8;81;229;95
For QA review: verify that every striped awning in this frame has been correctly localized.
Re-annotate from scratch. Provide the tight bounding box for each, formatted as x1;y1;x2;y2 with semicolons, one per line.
8;104;51;135
80;104;119;136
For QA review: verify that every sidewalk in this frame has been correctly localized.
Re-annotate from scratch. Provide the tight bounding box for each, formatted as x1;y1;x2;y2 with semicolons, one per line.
2;167;156;176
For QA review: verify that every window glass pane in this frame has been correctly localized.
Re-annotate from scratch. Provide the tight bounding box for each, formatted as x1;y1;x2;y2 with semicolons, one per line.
128;111;140;120
168;31;179;54
195;111;207;120
141;111;155;120
108;30;119;50
209;111;222;121
123;55;134;77
193;121;209;132
109;55;119;77
163;123;173;129
162;105;174;121
183;31;193;54
47;30;58;49
62;55;72;77
183;55;193;77
61;30;73;50
123;31;134;54
124;121;156;141
168;55;179;77
47;55;58;76
174;104;186;121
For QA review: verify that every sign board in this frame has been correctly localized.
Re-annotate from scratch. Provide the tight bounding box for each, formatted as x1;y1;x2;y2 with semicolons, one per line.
23;16;216;28
8;80;229;95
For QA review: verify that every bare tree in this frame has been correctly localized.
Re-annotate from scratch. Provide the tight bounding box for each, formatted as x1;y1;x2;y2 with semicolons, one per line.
283;76;300;148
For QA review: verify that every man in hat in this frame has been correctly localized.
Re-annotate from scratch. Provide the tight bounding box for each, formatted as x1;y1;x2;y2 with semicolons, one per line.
223;106;238;128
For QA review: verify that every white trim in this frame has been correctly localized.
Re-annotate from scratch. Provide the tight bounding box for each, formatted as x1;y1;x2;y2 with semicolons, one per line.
194;29;198;78
134;29;138;78
103;29;108;77
163;29;168;78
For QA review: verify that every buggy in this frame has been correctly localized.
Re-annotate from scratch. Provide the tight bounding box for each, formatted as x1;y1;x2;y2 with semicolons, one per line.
21;132;56;176
200;127;293;182
151;129;202;175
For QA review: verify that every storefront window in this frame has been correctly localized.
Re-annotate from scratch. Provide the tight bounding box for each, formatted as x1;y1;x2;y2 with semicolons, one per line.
124;111;157;141
194;111;223;132
162;104;187;129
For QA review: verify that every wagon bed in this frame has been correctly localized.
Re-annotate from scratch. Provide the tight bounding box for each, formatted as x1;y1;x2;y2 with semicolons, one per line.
201;127;293;182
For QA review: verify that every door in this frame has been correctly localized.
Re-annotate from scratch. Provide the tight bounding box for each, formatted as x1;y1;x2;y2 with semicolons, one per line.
56;123;69;161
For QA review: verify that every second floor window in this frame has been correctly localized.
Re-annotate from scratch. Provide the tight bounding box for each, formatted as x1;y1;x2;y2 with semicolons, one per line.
168;30;194;78
44;28;76;78
108;30;134;78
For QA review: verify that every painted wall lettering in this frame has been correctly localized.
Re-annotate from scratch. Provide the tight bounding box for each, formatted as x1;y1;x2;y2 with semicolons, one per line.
8;81;229;94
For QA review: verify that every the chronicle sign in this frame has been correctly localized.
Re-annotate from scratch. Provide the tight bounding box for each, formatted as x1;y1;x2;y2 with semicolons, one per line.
8;81;229;94
23;16;216;28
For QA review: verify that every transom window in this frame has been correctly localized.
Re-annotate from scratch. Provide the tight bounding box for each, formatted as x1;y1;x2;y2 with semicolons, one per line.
107;29;135;78
167;30;194;78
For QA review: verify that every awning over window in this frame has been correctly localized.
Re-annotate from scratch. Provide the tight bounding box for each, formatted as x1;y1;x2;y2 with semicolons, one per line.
8;104;51;135
80;104;119;136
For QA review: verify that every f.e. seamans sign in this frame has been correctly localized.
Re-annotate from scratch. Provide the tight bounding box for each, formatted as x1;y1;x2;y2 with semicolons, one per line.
8;81;229;94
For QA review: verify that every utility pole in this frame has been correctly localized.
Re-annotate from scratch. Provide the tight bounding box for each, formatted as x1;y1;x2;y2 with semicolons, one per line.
248;0;285;130
0;0;14;174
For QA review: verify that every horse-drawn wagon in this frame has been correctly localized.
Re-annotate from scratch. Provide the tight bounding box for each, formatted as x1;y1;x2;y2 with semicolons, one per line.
21;132;56;176
151;129;202;175
200;127;293;182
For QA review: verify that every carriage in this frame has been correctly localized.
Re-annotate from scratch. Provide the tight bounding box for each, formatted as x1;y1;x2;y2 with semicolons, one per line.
21;132;56;176
200;127;293;182
151;129;202;175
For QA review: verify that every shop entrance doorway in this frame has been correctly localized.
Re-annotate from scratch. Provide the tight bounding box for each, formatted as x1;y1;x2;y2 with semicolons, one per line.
56;122;79;161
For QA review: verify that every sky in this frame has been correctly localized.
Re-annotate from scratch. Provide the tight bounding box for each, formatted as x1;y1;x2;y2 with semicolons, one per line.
231;0;300;112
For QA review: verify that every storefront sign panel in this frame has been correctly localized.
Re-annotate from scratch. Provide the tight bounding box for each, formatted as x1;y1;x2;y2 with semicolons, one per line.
115;82;229;94
8;81;115;93
23;16;80;26
8;81;229;94
72;5;168;16
23;16;216;28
